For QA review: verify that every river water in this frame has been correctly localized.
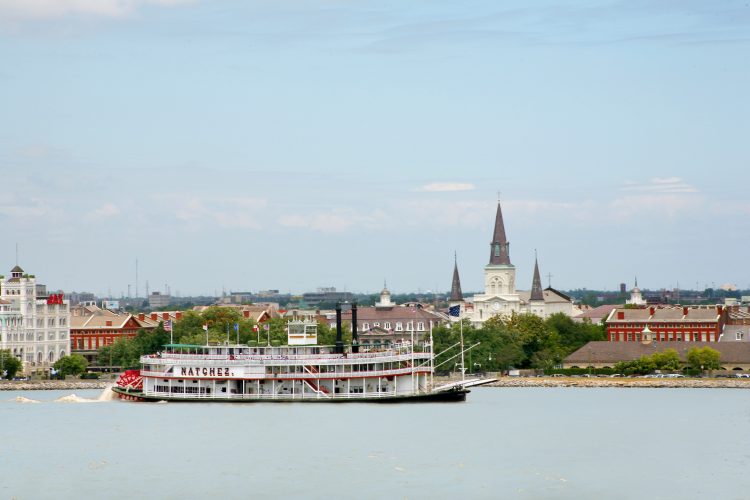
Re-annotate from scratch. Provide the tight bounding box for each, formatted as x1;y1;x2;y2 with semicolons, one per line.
1;387;748;499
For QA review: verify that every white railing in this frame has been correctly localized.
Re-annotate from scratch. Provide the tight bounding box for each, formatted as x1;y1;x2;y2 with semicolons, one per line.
142;352;430;367
140;366;431;380
142;388;428;400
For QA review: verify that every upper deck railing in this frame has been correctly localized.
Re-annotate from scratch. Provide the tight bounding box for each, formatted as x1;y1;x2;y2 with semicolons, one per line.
141;350;430;367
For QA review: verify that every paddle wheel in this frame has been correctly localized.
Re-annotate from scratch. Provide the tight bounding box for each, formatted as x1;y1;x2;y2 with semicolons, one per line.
114;370;144;400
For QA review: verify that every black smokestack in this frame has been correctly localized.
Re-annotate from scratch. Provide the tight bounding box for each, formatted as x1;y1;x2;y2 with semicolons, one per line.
351;301;359;354
335;302;344;354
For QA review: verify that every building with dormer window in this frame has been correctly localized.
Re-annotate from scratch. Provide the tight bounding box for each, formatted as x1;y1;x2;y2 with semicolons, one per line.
0;265;70;373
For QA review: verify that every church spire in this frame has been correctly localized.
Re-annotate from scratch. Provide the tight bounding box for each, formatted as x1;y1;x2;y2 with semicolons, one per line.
450;252;463;302
530;252;544;301
489;201;511;265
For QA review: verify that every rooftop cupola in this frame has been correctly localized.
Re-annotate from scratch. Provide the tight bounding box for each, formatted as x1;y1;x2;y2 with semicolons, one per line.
375;280;394;309
10;265;24;279
489;201;511;265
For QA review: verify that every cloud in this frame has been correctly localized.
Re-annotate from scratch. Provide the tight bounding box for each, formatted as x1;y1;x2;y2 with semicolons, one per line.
417;182;476;193
0;0;193;20
90;202;120;218
161;194;266;231
622;177;699;194
610;194;702;219
0;196;51;218
278;209;387;233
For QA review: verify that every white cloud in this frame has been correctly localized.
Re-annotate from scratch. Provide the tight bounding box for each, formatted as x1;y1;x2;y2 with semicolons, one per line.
417;182;476;193
622;177;699;194
278;209;386;233
0;0;193;20
90;202;120;218
159;194;266;231
0;197;50;218
610;194;702;219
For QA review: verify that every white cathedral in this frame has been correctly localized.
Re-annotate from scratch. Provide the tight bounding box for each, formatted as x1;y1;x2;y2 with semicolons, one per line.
449;201;574;326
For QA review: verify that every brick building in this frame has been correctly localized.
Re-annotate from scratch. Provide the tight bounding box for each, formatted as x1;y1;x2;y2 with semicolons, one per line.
69;306;184;362
605;305;727;342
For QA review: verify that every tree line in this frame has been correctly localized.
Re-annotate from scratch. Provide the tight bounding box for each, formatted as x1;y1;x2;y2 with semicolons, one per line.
431;312;607;372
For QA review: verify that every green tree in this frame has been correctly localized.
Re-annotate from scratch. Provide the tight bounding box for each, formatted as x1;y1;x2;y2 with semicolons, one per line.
651;349;681;371
54;354;88;376
0;350;22;379
686;346;721;372
546;313;606;355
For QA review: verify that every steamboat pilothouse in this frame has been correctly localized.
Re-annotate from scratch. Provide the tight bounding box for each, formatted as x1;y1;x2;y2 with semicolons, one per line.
113;303;493;403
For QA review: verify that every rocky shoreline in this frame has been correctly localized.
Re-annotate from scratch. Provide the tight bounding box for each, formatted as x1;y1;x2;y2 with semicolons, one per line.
0;380;112;391
3;377;750;391
483;377;750;389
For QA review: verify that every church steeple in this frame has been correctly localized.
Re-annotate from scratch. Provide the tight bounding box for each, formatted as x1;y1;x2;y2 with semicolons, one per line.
530;253;544;301
450;253;463;302
489;201;511;265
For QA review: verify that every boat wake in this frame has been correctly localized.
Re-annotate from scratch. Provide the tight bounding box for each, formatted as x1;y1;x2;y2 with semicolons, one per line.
13;396;40;404
56;384;117;403
97;384;117;401
55;394;100;403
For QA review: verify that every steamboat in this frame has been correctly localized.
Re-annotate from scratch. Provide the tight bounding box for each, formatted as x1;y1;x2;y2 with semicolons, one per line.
113;303;493;403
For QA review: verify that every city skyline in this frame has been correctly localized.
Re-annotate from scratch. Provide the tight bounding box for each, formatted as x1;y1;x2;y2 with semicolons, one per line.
1;1;748;295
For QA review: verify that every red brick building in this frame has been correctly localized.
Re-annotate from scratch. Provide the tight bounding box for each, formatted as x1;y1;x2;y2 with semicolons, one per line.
605;305;727;343
70;306;183;362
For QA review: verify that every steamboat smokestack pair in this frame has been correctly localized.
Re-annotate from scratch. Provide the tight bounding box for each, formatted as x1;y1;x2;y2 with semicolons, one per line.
334;301;359;354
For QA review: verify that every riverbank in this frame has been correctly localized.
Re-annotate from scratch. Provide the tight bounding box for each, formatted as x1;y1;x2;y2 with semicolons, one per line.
0;380;111;391
4;377;750;391
482;376;750;389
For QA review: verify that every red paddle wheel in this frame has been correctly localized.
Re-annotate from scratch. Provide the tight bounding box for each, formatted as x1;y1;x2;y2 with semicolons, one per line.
116;370;143;391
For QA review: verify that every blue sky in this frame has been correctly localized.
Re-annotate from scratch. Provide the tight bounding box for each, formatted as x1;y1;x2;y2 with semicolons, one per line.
0;0;748;297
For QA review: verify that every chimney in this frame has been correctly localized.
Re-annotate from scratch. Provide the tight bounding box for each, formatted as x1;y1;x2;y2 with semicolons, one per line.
335;302;344;354
176;312;182;320
617;311;625;320
150;313;157;321
243;311;250;318
683;307;689;316
138;313;145;321
351;301;359;354
649;306;655;315
105;320;112;326
162;312;169;320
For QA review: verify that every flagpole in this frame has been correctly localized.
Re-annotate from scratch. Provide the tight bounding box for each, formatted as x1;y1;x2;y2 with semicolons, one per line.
460;314;465;383
429;322;434;390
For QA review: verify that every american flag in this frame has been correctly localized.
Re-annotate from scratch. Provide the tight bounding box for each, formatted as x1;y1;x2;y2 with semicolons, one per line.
263;324;270;331
164;320;172;332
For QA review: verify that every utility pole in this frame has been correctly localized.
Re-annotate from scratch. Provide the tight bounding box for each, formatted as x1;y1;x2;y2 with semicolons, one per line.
135;259;139;299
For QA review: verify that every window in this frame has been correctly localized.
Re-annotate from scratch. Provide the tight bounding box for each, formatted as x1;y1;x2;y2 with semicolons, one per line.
417;322;424;331
737;332;744;341
363;323;370;330
395;322;403;331
494;245;500;257
627;333;633;341
384;322;391;330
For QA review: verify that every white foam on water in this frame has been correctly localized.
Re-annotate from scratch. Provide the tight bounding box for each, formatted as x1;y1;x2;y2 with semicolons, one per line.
97;384;117;401
55;393;98;403
13;396;40;404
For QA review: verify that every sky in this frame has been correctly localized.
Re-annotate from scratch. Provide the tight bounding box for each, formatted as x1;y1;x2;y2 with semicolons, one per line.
0;0;748;297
